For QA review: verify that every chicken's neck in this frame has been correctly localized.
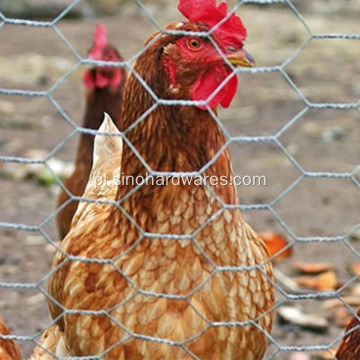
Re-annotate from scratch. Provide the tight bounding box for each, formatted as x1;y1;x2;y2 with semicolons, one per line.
75;87;123;168
118;68;238;206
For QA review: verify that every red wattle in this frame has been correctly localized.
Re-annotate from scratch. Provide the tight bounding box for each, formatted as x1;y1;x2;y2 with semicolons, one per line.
193;66;238;109
220;73;238;108
109;70;123;88
95;71;110;88
83;70;95;90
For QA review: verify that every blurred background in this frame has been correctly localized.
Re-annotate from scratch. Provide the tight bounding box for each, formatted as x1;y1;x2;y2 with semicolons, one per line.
0;0;359;359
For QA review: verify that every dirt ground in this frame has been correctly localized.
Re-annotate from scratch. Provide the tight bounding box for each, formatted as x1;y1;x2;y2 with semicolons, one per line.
0;2;359;360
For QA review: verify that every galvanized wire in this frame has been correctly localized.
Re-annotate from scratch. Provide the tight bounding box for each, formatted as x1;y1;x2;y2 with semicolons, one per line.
0;0;359;359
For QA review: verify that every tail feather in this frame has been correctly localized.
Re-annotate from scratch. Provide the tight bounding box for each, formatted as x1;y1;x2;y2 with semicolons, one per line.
30;325;65;360
71;112;123;228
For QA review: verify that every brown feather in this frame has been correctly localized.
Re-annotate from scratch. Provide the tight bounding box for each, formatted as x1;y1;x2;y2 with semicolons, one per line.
336;308;360;360
30;325;64;360
0;316;21;360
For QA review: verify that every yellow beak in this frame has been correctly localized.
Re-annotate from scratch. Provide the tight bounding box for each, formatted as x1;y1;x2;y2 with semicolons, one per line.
227;48;255;67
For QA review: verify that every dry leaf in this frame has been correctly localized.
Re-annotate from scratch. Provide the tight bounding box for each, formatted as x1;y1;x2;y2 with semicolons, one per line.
350;230;360;241
25;293;46;305
311;348;338;360
259;231;292;262
323;297;360;310
290;352;310;360
1;149;74;184
45;242;59;254
349;263;360;277
351;284;360;296
335;306;354;327
295;270;338;291
293;261;334;274
277;306;328;332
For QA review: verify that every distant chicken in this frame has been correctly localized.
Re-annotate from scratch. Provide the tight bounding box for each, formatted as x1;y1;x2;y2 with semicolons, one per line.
336;307;360;360
0;316;21;360
56;23;126;239
49;0;274;359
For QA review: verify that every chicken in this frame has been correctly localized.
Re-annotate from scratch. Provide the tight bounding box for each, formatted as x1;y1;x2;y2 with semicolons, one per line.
48;0;274;359
0;316;21;360
56;23;126;239
336;308;360;359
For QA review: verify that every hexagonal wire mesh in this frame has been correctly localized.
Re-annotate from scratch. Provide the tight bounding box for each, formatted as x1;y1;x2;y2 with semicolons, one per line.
0;0;359;359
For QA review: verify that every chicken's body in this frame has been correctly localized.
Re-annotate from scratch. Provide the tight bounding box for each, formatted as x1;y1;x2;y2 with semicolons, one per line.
0;316;21;360
336;308;360;360
56;24;126;239
49;2;274;359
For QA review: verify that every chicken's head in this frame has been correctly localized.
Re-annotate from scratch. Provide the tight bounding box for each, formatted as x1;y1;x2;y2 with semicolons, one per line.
160;0;254;110
83;24;125;90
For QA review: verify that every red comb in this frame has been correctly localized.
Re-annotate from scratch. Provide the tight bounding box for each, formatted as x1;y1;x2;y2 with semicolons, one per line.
178;0;247;46
94;23;108;48
89;24;108;59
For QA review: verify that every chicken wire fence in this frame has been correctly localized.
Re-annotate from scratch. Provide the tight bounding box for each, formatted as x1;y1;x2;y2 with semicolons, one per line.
0;0;359;359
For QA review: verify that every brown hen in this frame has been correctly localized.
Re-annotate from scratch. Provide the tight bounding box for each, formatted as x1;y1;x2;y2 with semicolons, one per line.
49;0;274;359
56;23;126;239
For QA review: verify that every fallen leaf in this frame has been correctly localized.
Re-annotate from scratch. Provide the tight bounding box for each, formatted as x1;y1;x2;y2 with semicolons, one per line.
274;268;301;291
335;306;354;327
45;242;60;254
277;306;328;332
259;231;293;262
350;229;360;241
349;263;360;277
290;352;310;360
323;297;360;310
24;236;46;246
0;100;16;114
293;261;334;274
351;284;360;296
2;149;74;185
0;119;32;129
25;293;46;305
322;126;347;142
311;348;338;360
295;270;338;291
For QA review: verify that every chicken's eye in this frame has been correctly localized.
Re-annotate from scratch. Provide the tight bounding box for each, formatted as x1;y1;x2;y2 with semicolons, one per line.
227;46;237;53
187;38;202;51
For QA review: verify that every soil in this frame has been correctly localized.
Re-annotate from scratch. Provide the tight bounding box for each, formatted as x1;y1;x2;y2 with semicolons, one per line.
0;3;359;360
